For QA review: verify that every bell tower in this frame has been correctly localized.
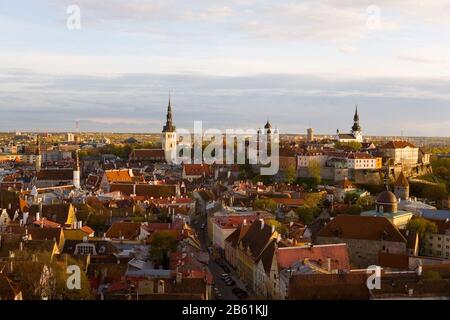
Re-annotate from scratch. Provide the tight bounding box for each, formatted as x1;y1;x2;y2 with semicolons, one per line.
351;105;363;142
73;150;81;189
162;95;177;163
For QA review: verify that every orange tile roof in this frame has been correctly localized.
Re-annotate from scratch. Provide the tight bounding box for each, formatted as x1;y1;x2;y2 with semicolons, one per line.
105;170;133;183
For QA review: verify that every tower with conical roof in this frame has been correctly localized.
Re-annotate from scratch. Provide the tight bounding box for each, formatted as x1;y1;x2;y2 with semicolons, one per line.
161;95;177;163
394;171;409;201
351;105;363;142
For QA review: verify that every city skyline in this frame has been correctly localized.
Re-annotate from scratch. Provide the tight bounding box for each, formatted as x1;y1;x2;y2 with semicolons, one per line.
1;1;450;136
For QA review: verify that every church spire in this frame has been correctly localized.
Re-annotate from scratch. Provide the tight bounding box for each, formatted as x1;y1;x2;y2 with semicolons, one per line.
352;105;361;133
162;94;175;133
35;135;41;156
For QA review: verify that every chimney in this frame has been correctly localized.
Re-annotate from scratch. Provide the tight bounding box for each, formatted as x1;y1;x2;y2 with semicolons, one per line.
176;272;182;284
327;258;332;272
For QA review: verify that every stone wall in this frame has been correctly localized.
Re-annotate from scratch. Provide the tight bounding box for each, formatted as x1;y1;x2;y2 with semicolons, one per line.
316;236;406;269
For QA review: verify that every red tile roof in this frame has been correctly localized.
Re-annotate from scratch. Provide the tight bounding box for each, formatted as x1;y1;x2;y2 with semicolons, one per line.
183;164;211;176
129;149;165;160
317;215;407;243
276;244;350;271
105;222;141;240
381;141;417;149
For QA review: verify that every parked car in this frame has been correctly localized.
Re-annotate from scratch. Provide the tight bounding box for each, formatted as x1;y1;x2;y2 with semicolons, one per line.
237;291;248;299
232;288;248;299
225;280;236;286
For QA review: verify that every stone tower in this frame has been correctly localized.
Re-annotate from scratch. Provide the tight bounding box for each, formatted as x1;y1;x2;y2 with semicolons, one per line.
394;171;409;201
161;96;177;164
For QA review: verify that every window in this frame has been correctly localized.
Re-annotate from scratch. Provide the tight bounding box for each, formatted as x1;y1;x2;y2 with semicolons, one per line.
76;245;94;255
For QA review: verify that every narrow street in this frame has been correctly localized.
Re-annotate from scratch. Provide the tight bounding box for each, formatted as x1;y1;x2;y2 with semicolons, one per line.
193;213;246;301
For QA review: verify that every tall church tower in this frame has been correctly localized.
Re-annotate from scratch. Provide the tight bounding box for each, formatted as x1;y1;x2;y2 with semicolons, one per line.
35;135;42;173
73;150;81;189
161;96;177;163
351;105;363;143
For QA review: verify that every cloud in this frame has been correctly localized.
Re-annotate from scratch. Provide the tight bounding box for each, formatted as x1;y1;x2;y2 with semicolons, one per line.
1;69;450;136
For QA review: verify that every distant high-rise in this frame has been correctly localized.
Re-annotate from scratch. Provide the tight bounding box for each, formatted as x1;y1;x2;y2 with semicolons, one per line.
66;133;75;142
307;128;314;142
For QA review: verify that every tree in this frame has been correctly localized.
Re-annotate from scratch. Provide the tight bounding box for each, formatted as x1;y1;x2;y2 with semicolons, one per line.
356;195;375;210
265;219;288;235
335;141;362;151
407;217;438;248
149;231;178;269
422;184;448;203
12;250;93;300
304;193;322;208
284;165;297;184
344;193;360;205
253;199;277;213
308;160;322;184
296;206;316;225
346;204;363;215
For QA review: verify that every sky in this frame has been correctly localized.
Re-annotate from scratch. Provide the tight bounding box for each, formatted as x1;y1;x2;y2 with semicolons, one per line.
1;0;450;136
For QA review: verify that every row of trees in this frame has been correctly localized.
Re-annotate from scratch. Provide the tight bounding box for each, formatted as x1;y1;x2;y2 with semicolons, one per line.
79;142;161;159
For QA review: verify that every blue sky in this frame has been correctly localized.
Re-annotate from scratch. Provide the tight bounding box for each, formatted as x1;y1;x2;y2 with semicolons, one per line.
1;0;450;136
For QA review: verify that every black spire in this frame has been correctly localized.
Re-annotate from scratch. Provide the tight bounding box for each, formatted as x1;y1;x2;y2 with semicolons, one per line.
352;105;361;132
74;149;80;170
162;95;175;133
35;135;41;156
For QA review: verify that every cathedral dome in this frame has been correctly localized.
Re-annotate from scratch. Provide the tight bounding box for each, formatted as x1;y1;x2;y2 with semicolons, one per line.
376;191;398;214
377;191;397;204
264;121;272;129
